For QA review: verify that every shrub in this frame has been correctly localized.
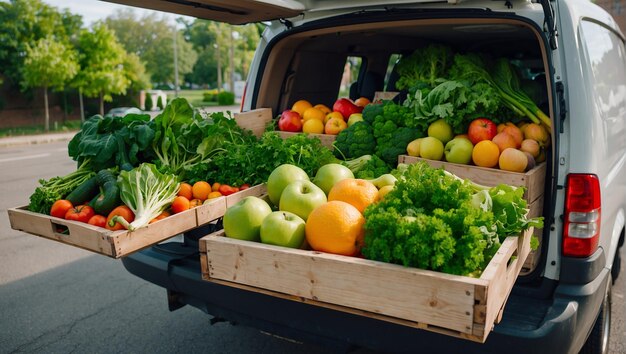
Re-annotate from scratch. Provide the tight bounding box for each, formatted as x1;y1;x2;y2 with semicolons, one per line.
156;95;164;110
203;89;219;102
144;93;154;111
217;91;235;105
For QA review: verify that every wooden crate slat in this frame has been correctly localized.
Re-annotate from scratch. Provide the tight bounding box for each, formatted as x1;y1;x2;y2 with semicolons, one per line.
195;197;227;226
234;108;273;137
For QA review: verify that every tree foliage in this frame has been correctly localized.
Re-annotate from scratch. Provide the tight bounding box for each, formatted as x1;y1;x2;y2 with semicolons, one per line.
21;36;79;130
0;0;82;88
74;23;130;114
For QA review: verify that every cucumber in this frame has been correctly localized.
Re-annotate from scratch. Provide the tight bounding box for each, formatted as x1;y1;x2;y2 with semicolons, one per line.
66;176;99;206
91;170;121;215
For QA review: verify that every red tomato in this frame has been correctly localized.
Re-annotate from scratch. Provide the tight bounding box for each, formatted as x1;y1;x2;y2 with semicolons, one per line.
87;215;107;228
65;205;95;223
50;200;73;218
239;184;250;191
218;184;239;196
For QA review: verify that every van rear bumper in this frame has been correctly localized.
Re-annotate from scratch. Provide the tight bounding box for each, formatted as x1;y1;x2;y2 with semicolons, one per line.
121;242;607;354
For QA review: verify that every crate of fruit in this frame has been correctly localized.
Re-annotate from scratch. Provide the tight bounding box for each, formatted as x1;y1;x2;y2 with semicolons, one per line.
198;162;539;343
201;228;531;342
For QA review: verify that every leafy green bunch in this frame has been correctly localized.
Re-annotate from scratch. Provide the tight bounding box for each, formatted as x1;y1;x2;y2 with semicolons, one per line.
394;44;453;90
362;162;542;276
68;113;155;172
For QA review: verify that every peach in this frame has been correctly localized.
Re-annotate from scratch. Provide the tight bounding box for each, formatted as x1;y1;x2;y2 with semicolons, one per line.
499;148;528;172
492;132;517;153
502;125;524;148
472;140;500;168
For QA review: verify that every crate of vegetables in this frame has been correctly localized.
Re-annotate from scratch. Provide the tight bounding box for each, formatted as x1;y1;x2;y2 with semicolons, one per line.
199;162;541;343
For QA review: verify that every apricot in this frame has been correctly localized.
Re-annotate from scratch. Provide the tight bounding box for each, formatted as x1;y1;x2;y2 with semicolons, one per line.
520;139;540;158
524;123;550;146
492;132;517;153
502;125;523;148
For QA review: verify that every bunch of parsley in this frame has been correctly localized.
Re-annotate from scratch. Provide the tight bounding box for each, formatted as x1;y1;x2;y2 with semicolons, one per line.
362;162;542;276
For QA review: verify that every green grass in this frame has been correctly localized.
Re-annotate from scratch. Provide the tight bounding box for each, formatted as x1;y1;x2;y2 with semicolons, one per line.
167;90;222;108
0;120;82;138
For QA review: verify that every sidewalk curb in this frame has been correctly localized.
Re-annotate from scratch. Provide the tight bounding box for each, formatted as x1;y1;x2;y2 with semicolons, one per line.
0;132;77;148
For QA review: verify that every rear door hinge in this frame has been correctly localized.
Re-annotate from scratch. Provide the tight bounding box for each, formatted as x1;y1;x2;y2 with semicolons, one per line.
556;81;567;133
279;18;293;30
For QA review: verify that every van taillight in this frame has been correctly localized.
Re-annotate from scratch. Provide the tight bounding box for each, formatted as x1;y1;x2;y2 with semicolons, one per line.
563;174;601;257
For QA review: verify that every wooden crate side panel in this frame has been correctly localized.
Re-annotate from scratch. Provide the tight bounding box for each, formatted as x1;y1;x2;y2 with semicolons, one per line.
475;229;532;341
522;195;545;273
202;233;481;335
195;197;227;226
234;108;273;137
8;207;116;256
525;162;547;203
277;131;336;149
111;208;198;257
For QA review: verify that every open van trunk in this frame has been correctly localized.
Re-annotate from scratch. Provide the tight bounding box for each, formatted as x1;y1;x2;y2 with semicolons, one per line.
251;16;554;276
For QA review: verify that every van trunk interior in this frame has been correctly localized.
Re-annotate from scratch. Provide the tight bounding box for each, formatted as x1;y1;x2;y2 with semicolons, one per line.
255;17;553;275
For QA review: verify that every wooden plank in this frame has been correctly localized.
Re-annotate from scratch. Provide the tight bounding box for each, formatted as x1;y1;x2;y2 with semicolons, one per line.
234;108;273;137
8;205;199;258
373;91;399;103
522;195;545;274
195;197;227;226
202;232;480;335
399;156;546;203
277;131;336;149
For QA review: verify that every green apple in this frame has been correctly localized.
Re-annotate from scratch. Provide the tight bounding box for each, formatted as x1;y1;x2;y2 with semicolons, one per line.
267;164;310;206
427;119;454;144
223;196;272;242
279;180;327;220
347;113;364;126
444;137;474;164
312;163;354;195
260;211;306;249
419;136;444;160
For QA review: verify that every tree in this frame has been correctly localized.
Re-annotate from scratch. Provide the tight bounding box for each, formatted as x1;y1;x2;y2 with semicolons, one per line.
21;36;78;131
74;23;130;116
0;0;82;88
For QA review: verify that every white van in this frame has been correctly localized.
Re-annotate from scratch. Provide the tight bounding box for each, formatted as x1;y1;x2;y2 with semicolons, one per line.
109;0;625;353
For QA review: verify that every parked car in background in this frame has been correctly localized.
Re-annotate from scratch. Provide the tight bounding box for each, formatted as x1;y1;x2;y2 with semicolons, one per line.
105;107;142;118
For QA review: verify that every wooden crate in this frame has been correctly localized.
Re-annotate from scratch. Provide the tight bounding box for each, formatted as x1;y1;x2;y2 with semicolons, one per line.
8;185;267;259
199;226;532;343
373;91;399;102
234;108;273;137
234;107;337;149
7;206;198;258
398;156;547;204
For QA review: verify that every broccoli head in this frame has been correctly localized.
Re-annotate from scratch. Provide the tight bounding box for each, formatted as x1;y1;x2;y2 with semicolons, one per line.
376;127;422;166
355;154;390;179
333;121;376;159
362;102;384;124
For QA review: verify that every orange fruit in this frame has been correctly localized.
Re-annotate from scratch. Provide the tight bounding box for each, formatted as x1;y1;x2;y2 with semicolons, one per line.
178;182;193;200
328;178;379;214
292;100;313;116
305;201;365;256
192;181;212;201
313;104;332;114
325;111;343;124
207;191;223;199
302;119;325;134
302;107;326;122
171;196;190;214
189;199;203;208
472;140;500;168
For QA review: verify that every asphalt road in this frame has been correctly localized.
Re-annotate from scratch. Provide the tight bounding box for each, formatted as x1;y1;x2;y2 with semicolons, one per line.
0;141;624;354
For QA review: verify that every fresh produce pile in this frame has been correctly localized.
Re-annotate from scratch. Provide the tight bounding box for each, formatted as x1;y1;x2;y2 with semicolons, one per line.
332;44;551;172
28;98;338;232
222;161;542;277
277;97;369;135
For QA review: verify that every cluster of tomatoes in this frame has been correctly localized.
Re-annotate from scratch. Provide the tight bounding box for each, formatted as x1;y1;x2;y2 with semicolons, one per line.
49;200;134;231
170;181;250;214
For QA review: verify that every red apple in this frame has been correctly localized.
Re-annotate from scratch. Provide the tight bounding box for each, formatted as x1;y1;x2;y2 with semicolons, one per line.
332;98;363;120
278;110;303;132
467;118;497;145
